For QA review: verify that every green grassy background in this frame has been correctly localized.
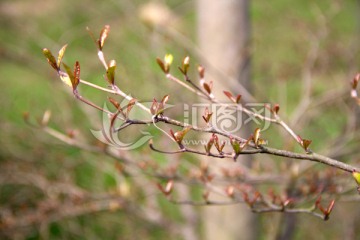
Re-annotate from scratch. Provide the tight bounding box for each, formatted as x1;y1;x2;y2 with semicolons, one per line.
0;0;359;239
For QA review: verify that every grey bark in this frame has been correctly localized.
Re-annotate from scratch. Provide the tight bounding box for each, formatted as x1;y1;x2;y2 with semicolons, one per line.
197;1;257;240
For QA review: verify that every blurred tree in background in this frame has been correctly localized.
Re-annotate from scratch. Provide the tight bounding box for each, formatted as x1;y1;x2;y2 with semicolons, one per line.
1;0;360;239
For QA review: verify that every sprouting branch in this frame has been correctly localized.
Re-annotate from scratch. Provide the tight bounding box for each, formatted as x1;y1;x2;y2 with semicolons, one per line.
39;25;360;221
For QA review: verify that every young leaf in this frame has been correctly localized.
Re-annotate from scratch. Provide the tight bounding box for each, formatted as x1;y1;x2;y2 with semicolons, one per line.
224;91;233;101
156;58;166;73
273;104;280;114
301;139;312;153
203;82;212;95
352;170;360;186
126;98;137;118
57;44;68;69
164;54;173;65
73;61;80;89
62;62;75;86
214;135;225;153
253;128;261;147
204;134;215;154
108;97;126;118
324;200;335;220
198;65;205;79
161;94;169;106
202;107;213;123
99;25;110;50
58;71;73;88
163;54;173;73
173;127;191;144
106;60;116;85
236;94;242;103
230;137;241;155
42;48;58;71
108;97;120;109
179;56;190;75
150;98;159;115
62;62;80;90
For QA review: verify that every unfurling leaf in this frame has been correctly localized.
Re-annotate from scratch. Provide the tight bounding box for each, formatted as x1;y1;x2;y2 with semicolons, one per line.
253;128;261;147
43;48;58;71
236;95;242;103
57;44;68;69
62;62;80;91
171;127;191;144
160;95;169;107
150;95;169;116
99;25;110;50
150;98;159;115
156;58;166;73
59;71;73;88
213;134;225;153
316;196;335;221
164;54;173;66
62;62;75;84
300;138;312;153
223;91;233;100
108;97;126;118
108;97;120;109
230;137;241;154
126;98;137;117
204;134;215;154
223;91;242;103
179;56;190;75
106;60;116;85
156;54;173;74
73;61;80;88
202;107;213;123
162;54;173;73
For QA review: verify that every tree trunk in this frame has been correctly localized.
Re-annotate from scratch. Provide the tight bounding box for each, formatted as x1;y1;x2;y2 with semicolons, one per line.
197;1;257;240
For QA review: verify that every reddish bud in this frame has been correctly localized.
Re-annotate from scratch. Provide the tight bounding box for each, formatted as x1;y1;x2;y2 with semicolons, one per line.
273;104;280;114
198;65;205;79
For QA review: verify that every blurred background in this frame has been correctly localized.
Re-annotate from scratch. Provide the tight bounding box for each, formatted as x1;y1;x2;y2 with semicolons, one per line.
1;0;360;239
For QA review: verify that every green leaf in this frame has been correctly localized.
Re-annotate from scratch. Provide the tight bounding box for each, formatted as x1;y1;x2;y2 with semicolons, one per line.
62;62;80;90
42;48;58;71
62;62;74;84
57;44;68;69
352;170;360;186
106;60;116;85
